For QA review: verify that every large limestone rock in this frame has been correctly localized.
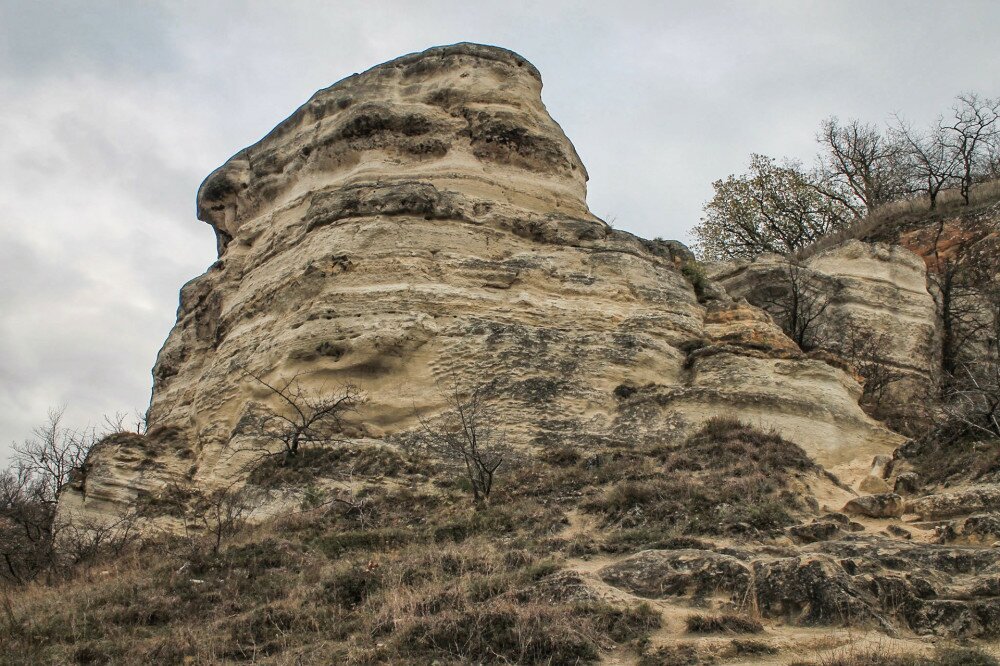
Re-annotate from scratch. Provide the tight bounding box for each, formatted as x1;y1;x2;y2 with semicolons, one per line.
708;241;941;408
56;43;902;527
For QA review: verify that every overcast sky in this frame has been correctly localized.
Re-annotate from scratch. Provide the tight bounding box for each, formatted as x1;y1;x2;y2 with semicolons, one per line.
1;1;998;462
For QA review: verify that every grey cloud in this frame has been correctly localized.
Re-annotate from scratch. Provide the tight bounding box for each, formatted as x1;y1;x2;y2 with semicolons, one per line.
2;1;999;462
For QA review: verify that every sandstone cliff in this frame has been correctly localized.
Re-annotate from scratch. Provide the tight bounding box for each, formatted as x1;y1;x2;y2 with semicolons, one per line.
709;240;941;409
32;43;1000;665
56;44;907;530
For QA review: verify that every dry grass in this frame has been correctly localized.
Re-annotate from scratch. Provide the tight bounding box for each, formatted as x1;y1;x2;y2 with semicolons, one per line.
0;477;663;666
794;178;1000;261
585;417;818;541
796;641;1000;666
685;612;763;634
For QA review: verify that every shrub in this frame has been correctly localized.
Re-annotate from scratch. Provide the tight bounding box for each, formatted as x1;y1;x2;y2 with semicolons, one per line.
685;612;763;634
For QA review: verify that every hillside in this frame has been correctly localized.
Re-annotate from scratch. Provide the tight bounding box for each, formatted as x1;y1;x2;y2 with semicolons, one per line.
3;43;1000;665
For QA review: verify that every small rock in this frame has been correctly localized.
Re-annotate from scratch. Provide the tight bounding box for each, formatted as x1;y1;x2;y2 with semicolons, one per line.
860;475;891;493
787;520;843;544
886;524;912;539
843;493;905;518
961;513;1000;541
894;472;920;495
870;454;893;478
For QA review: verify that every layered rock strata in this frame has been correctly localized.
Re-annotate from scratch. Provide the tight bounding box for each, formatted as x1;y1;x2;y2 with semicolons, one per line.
57;43;901;526
708;241;941;407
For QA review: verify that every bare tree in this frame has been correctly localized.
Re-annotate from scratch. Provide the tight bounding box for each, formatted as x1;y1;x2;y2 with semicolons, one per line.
191;482;263;556
416;380;510;505
1;410;142;584
838;317;904;413
941;93;1000;205
234;368;364;467
928;224;998;377
0;466;54;583
53;506;144;568
101;409;148;436
749;260;841;350
11;408;94;504
894;115;960;210
941;359;1000;439
694;154;854;260
817;117;909;216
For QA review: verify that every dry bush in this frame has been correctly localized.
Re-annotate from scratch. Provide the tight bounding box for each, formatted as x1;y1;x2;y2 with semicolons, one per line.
685;612;763;634
806;643;998;666
414;379;513;505
231;367;364;469
586;418;817;540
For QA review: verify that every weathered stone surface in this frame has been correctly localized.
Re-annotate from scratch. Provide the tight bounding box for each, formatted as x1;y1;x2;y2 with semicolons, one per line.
907;485;1000;520
708;241;940;410
843;493;905;518
962;513;1000;542
594;537;1000;637
598;549;752;603
787;519;845;544
56;43;903;527
752;554;888;628
894;472;921;495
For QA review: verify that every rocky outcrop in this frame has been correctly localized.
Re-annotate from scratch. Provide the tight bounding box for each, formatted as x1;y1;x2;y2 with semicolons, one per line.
595;537;1000;638
708;241;941;410
843;493;905;519
57;43;901;528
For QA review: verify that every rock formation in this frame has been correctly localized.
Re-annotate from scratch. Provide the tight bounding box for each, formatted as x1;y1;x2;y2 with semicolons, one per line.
28;42;1000;664
57;44;907;528
708;240;941;408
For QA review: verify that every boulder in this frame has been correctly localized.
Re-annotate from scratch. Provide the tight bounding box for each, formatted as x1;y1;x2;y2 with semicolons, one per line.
843;493;905;518
598;549;752;604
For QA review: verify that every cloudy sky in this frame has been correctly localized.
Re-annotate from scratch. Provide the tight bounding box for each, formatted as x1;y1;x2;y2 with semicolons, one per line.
1;0;998;461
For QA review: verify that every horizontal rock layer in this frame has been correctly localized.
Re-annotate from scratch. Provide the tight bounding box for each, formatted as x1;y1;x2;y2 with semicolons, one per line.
57;43;901;526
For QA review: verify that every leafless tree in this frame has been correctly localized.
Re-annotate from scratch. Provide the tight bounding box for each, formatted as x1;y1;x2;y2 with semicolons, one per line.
1;410;146;584
416;380;510;505
941;360;1000;439
893;115;960;210
102;409;148;436
11;408;95;504
817;117;909;216
940;93;1000;205
928;223;998;377
837;317;905;413
0;466;54;584
53;506;144;568
190;482;263;556
749;260;841;350
233;368;364;468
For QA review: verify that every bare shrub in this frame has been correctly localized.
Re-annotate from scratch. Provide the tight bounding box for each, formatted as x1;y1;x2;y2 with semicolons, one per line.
232;368;364;468
942;360;1000;439
192;482;265;557
748;259;841;350
836;317;905;413
1;409;108;584
415;380;512;505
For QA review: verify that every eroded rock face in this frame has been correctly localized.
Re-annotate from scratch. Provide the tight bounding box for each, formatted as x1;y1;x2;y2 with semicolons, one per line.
708;241;941;410
56;43;902;526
